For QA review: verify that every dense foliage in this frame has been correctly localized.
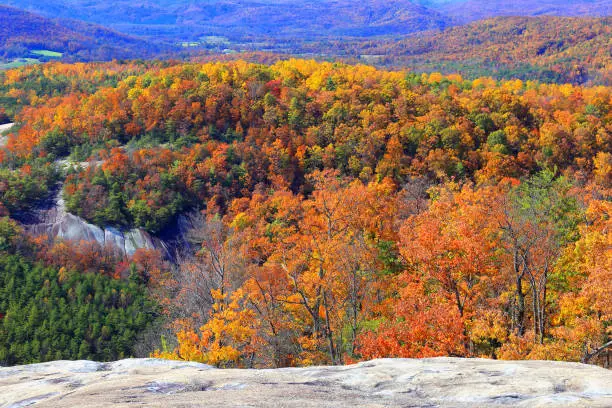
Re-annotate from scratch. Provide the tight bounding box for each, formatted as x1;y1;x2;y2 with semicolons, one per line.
2;60;610;231
151;168;610;367
0;219;158;365
328;16;612;85
0;59;609;368
0;255;155;364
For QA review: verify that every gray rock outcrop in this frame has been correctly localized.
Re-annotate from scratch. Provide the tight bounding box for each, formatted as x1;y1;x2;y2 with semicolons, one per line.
0;123;13;134
24;188;168;257
0;357;610;407
0;122;14;146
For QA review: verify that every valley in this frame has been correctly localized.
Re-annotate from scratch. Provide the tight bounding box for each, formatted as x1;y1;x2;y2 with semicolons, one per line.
2;1;612;85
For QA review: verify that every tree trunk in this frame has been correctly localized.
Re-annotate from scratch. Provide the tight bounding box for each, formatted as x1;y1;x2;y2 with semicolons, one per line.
516;275;526;336
322;291;336;365
531;280;538;340
539;281;547;344
582;340;612;364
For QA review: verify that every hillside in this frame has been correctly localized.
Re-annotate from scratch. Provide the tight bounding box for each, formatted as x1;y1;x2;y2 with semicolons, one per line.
351;16;612;85
188;15;612;85
0;5;169;63
442;0;612;22
0;60;610;368
2;2;612;85
1;0;451;39
1;358;611;407
4;0;612;41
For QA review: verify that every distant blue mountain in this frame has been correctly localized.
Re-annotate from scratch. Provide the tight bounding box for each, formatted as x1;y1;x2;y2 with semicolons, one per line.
0;5;169;61
439;0;612;22
1;0;610;66
2;0;609;42
0;0;451;39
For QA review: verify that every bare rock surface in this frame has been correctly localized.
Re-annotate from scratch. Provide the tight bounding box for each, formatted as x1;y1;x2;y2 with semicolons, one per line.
23;186;168;257
0;123;13;134
27;213;166;257
0;122;14;146
9;154;178;258
0;358;610;407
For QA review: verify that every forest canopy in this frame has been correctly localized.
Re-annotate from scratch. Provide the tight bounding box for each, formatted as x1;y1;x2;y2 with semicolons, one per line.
0;59;609;367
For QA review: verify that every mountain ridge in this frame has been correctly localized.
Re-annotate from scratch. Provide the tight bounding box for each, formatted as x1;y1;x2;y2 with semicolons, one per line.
0;0;452;39
348;15;612;84
443;0;612;22
3;0;611;41
0;5;169;62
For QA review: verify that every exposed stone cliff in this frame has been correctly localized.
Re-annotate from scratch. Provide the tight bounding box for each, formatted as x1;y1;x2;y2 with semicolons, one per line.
23;187;168;257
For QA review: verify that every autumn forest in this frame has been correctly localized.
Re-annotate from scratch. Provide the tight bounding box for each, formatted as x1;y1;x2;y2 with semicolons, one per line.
0;57;610;368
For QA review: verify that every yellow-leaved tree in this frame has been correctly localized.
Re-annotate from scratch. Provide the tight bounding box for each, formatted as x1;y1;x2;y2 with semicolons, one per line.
153;288;258;367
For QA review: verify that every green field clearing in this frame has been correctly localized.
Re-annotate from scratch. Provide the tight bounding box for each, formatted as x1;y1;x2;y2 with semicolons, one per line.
0;58;41;70
31;49;63;57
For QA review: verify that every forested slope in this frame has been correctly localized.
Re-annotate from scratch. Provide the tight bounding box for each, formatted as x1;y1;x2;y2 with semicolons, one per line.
1;0;450;39
0;5;169;62
2;4;612;87
349;16;612;85
0;218;157;365
442;0;612;22
0;60;609;367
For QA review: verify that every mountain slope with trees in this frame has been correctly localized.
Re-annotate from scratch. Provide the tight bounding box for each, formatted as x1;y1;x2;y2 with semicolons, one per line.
2;3;612;87
4;0;611;41
0;5;169;63
1;0;451;39
0;60;609;367
349;16;612;85
441;0;612;22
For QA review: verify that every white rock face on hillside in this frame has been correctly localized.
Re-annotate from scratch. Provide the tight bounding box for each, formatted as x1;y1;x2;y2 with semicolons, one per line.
0;357;611;407
0;122;14;146
24;188;168;257
0;122;14;133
